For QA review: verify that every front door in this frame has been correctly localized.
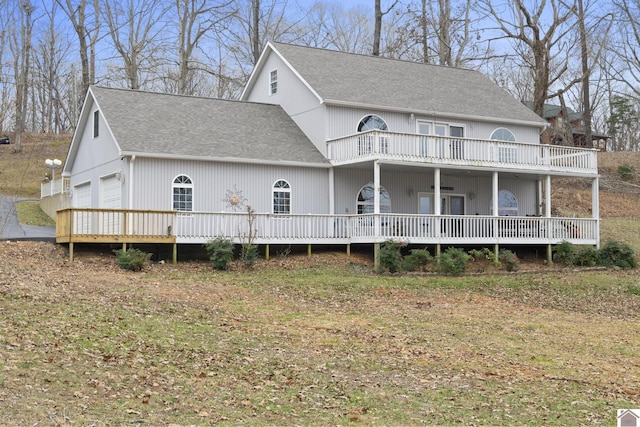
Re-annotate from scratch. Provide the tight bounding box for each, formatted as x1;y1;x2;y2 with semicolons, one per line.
419;193;465;215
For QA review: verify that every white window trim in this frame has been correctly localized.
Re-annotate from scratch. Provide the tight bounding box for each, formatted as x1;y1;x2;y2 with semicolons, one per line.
93;110;99;138
269;69;278;96
172;174;194;212
272;179;291;215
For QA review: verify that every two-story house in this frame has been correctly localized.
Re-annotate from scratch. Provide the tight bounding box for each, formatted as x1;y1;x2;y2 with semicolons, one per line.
52;42;600;263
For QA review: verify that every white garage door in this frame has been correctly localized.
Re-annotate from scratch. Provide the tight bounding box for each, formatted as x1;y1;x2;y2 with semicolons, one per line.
101;175;121;208
74;182;91;208
100;175;122;234
73;182;92;234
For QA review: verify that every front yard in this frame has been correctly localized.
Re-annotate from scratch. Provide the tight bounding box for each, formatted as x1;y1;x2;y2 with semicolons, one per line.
0;241;638;425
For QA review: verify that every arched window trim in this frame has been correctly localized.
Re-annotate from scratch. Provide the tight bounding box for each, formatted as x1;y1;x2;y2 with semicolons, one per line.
490;127;516;142
272;179;291;215
357;114;389;133
172;174;193;212
490;189;518;216
357;115;389;154
357;183;391;214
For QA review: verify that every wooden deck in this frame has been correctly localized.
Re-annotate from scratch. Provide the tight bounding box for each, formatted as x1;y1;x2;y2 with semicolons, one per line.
56;208;599;262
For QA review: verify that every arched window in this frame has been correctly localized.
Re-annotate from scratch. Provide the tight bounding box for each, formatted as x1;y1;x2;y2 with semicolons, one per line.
357;115;389;154
491;190;518;216
172;175;193;211
357;183;391;214
490;128;516;142
273;179;291;214
491;128;517;163
358;115;388;132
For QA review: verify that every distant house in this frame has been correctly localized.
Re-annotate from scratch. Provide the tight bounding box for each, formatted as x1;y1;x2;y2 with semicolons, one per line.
50;42;600;262
525;101;608;150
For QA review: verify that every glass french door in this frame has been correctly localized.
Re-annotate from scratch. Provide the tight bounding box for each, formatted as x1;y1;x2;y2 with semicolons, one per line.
417;122;464;159
419;194;465;215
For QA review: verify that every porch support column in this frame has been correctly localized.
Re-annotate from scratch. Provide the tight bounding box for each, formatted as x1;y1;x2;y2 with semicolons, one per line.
593;176;600;248
545;175;552;264
328;168;335;215
537;180;543;216
172;243;177;264
434;168;441;258
492;171;499;257
374;161;381;271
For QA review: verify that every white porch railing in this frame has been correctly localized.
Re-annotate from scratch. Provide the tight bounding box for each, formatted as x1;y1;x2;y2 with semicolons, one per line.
173;212;598;246
55;209;598;246
327;131;598;175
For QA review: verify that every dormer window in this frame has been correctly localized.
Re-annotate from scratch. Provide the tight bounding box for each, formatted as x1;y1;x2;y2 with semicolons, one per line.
270;69;278;95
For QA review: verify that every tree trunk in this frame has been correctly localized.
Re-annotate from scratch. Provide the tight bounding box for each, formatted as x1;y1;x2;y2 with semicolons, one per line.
373;0;382;56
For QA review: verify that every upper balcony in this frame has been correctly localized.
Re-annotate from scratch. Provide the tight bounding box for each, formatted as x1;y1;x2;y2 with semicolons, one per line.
327;131;598;176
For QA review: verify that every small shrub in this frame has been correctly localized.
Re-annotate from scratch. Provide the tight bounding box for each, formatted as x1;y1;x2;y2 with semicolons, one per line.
204;238;235;270
379;240;405;273
240;243;259;268
553;241;576;266
437;247;470;276
599;240;637;269
573;246;600;267
113;248;151;271
469;247;500;267
617;163;635;181
499;249;520;271
402;248;432;272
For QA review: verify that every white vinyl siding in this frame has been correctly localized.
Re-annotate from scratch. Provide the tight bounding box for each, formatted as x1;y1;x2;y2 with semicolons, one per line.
130;158;330;215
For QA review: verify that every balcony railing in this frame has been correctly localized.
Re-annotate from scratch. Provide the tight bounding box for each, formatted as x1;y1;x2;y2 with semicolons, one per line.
327;131;598;175
56;208;598;247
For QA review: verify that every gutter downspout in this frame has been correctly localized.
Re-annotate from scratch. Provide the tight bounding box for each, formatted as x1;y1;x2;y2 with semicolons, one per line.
128;155;135;209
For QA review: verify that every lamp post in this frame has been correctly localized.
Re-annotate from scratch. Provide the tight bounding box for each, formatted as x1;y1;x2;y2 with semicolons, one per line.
45;158;62;196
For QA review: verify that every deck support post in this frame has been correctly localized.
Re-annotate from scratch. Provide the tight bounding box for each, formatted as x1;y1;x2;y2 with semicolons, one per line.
346;244;350;257
307;244;312;257
374;243;380;272
122;242;127;252
265;244;270;260
69;242;74;262
172;243;177;264
592;177;600;249
547;244;553;265
494;243;499;259
435;243;441;260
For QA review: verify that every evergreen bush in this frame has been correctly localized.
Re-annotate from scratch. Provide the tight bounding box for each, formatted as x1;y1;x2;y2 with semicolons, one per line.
204;238;235;270
113;248;151;272
437;247;470;276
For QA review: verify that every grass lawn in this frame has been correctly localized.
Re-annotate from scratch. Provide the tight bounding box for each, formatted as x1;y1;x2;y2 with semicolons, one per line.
0;242;638;425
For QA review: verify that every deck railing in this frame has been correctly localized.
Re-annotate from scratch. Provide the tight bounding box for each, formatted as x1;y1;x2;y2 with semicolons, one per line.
327;131;598;175
56;209;598;246
56;208;176;243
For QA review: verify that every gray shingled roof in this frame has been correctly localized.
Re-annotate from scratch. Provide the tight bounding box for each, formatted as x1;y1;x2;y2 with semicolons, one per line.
270;42;546;126
90;86;328;165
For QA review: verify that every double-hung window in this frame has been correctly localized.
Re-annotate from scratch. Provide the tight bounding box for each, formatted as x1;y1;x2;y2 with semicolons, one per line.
172;175;193;212
273;179;291;214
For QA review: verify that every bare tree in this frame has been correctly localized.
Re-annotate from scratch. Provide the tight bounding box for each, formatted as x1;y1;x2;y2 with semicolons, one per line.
56;0;100;97
172;0;234;95
480;0;578;117
9;0;35;152
0;0;12;132
611;0;640;101
222;0;301;86
102;0;168;90
373;0;399;56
